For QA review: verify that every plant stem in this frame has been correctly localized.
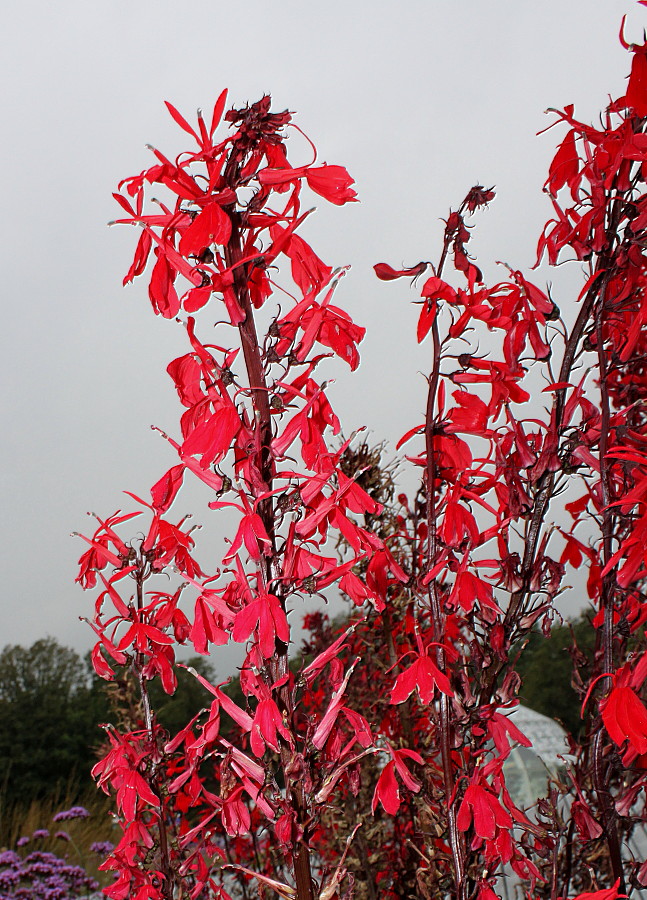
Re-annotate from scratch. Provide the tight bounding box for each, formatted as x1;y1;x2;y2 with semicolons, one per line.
425;314;466;899
134;565;174;900
592;284;626;894
225;208;315;900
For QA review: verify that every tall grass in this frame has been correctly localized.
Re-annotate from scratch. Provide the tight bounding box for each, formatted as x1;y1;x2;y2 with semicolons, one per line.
0;782;115;885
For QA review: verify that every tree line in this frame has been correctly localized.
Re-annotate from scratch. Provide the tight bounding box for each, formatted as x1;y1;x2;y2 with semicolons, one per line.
0;638;217;806
0;625;589;809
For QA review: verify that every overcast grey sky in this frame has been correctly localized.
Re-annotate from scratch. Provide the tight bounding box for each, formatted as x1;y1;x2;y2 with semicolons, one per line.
0;0;642;664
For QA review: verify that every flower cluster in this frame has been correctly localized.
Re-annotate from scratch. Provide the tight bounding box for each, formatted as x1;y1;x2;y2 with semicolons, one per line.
76;91;399;900
74;13;647;900
51;808;89;823
363;19;647;898
0;847;98;900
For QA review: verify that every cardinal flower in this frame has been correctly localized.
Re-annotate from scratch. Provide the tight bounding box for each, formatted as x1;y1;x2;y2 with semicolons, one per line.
457;780;513;844
371;748;423;815
390;652;453;704
601;684;647;755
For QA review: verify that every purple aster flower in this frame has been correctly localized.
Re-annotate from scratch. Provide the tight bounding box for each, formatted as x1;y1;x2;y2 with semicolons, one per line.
1;846;99;899
51;806;89;822
0;868;21;887
89;841;114;856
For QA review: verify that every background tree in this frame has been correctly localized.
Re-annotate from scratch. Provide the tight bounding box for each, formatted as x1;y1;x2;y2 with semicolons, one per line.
0;639;216;808
515;617;596;738
0;639;106;803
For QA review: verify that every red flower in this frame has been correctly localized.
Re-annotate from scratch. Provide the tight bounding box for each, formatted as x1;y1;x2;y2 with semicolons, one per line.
233;593;289;659
178;200;231;256
390;653;453;705
601;684;647;755
371;748;423;815
250;698;292;757
305;165;357;205
457;782;512;842
373;261;427;281
567;879;627;900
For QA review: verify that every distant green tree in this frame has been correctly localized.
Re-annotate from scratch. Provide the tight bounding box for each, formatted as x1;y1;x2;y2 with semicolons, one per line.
515;615;596;737
0;638;109;803
0;639;221;806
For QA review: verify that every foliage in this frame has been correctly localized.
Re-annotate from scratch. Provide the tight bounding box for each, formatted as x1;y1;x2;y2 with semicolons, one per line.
0;640;107;804
73;12;647;900
0;639;215;807
515;617;596;738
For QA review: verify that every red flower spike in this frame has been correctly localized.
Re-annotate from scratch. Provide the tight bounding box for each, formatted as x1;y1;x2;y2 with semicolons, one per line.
77;47;647;897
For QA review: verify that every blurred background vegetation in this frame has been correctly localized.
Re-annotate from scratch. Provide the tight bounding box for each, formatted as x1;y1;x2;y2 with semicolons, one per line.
0;637;217;849
0;619;592;848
